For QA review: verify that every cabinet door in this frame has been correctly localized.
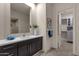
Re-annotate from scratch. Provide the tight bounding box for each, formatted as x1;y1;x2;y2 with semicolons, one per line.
29;39;37;55
18;46;27;56
35;37;42;52
0;44;17;56
29;37;43;56
18;37;43;56
18;41;29;56
38;37;42;50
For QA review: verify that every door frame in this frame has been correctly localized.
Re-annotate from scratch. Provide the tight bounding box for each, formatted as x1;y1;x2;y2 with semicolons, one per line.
57;8;75;54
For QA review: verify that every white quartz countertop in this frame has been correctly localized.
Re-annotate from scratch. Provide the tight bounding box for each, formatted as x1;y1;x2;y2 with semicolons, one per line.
0;35;43;46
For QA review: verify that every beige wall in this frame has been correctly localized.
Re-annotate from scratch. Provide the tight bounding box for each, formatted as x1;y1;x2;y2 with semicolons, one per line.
36;3;48;52
74;4;79;55
36;3;56;52
0;3;10;39
46;3;58;48
46;3;77;55
46;4;54;49
0;3;5;39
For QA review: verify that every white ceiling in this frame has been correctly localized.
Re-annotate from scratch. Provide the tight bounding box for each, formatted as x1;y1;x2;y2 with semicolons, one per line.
11;3;30;15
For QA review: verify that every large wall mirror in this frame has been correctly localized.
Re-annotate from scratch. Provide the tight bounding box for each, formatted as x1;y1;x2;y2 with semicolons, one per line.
10;3;30;34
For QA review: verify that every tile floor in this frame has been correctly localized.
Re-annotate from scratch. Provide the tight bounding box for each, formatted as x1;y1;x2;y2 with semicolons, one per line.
36;41;74;56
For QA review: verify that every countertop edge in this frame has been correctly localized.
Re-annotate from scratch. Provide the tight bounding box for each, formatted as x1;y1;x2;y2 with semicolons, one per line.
0;35;43;46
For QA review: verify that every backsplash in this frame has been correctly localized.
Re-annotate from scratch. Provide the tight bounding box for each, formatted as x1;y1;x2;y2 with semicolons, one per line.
0;33;31;40
0;34;4;40
9;33;31;37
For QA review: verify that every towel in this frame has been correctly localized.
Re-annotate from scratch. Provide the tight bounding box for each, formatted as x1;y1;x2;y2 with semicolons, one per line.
48;30;53;38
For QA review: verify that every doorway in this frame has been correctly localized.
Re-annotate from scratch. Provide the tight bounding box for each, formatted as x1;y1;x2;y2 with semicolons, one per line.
58;8;73;54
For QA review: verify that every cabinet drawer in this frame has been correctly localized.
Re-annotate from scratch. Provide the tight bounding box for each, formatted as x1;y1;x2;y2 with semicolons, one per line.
0;43;17;56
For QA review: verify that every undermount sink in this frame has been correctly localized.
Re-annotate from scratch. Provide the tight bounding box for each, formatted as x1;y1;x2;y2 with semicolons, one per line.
20;35;37;39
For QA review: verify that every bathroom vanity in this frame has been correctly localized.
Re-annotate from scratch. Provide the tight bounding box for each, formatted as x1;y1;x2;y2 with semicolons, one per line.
0;3;43;56
0;35;43;56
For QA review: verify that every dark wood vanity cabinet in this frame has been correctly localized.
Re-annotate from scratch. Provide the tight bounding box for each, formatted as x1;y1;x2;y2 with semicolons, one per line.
0;44;17;56
29;37;42;56
18;37;43;56
17;40;30;56
0;37;43;56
